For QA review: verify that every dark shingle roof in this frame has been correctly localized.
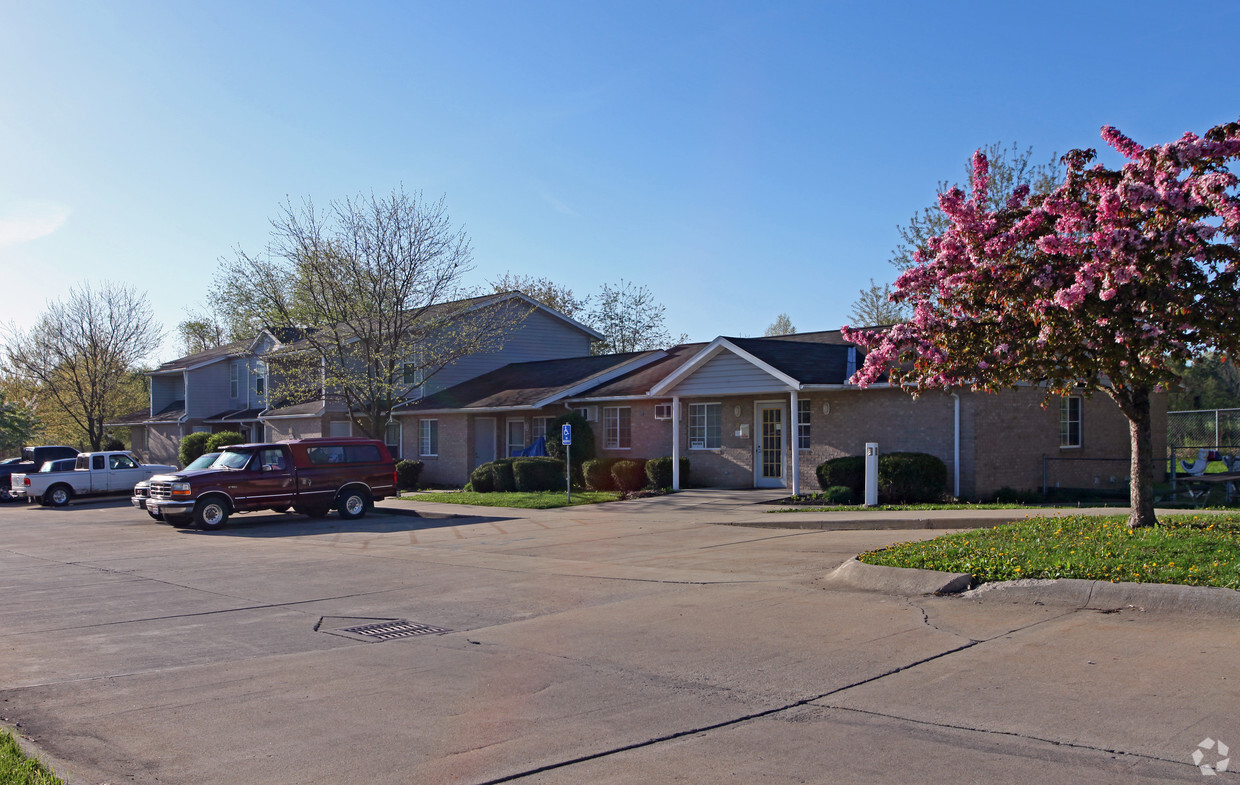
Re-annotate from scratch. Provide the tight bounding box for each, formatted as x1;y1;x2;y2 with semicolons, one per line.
204;407;266;423
723;336;854;385
152;341;249;373
567;344;706;399
397;352;654;412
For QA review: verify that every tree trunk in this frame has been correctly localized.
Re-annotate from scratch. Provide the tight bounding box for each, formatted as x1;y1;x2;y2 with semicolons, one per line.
1123;387;1157;529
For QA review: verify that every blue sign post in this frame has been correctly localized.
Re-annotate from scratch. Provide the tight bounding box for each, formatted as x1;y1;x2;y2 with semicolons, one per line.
561;424;572;502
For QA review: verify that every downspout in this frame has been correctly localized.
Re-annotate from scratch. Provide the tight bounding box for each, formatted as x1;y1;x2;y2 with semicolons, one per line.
790;389;800;496
951;392;961;499
672;396;681;491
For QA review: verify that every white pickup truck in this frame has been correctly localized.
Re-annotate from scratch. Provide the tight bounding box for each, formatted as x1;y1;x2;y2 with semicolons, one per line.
11;451;178;507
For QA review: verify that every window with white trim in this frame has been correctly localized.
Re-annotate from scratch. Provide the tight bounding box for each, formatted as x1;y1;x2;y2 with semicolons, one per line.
603;406;631;449
229;361;240;399
574;406;597;422
798;399;811;450
384;422;401;459
688;403;721;450
654;402;672;420
254;361;266;398
420;419;439;457
507;419;526;457
402;362;424;387
1060;396;1082;448
532;417;551;441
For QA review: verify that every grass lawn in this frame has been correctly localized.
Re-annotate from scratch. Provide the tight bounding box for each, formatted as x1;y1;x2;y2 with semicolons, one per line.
860;513;1240;589
399;490;623;509
0;729;65;785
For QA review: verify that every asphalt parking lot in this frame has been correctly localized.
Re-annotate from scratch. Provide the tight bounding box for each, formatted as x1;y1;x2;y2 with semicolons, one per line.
1;493;1238;784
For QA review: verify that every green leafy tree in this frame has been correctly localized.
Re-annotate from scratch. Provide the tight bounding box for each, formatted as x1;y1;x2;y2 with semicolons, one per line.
0;392;38;456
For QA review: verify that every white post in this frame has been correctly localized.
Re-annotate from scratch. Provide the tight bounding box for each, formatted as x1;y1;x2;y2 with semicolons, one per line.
671;396;681;491
790;390;800;496
864;442;879;507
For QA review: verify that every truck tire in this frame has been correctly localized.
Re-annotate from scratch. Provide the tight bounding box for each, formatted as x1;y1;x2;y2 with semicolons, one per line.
193;497;230;531
337;489;369;520
47;484;73;507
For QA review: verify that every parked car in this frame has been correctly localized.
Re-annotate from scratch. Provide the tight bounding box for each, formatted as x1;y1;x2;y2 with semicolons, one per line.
0;445;79;501
144;438;396;530
133;451;223;512
11;451;178;507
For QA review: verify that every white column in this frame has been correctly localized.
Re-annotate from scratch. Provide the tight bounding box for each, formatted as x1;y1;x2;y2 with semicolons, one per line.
790;389;800;496
672;396;681;491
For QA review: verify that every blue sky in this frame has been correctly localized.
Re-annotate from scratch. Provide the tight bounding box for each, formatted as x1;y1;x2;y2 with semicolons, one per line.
2;0;1238;363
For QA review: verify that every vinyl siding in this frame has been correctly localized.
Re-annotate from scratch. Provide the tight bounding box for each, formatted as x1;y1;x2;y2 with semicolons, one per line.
667;351;793;396
185;363;231;417
423;309;595;396
151;375;184;414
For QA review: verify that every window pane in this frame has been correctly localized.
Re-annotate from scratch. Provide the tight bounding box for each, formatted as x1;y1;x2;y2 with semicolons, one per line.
507;420;526;457
420;420;438;456
798;399;811;450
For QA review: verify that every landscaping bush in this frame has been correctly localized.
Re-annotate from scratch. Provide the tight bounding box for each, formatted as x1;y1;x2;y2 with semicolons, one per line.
816;452;947;502
178;432;211;467
611;459;648;492
546;411;595;465
645;456;690;489
816;456;865;495
205;430;245;452
583;458;623;491
102;435;125;451
878;452;948;503
395;459;424;490
513;457;566;492
822;485;856;504
469;458;516;493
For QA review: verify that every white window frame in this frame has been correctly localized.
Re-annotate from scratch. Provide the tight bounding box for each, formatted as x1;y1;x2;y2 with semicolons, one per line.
229;361;240;400
574;405;597;422
688;402;722;450
797;399;811;451
532;416;552;442
654;402;672;420
384;421;401;460
255;360;267;398
603;406;631;450
1060;396;1083;448
507;418;526;457
420;419;439;457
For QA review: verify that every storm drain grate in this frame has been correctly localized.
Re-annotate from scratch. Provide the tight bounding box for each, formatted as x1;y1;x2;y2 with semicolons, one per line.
339;620;451;641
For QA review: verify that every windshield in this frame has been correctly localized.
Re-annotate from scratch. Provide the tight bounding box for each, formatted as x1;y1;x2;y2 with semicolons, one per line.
185;452;222;471
215;450;253;470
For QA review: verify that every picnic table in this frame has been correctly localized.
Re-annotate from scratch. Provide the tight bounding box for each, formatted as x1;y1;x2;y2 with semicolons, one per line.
1176;472;1240;507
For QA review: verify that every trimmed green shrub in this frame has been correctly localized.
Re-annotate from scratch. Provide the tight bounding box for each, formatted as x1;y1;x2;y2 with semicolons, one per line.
611;459;648;492
879;452;947;503
816;456;865;495
645;456;690;489
546;412;595;465
513;457;566;492
178;432;211;468
205;431;245;452
468;459;515;493
102;436;125;452
822;485;856;504
583;458;623;491
395;459;424;490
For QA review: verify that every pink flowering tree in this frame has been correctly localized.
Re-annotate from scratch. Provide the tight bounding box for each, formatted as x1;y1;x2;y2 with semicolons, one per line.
843;118;1240;528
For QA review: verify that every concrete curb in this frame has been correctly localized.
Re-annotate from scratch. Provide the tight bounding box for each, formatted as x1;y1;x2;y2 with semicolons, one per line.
962;577;1240;617
822;557;972;595
826;560;1240;618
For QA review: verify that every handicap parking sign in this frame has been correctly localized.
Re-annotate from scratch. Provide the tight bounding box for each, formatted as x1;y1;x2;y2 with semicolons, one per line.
562;423;572;445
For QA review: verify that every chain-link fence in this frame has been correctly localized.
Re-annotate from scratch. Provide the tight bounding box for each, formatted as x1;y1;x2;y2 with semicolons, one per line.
1167;408;1240;451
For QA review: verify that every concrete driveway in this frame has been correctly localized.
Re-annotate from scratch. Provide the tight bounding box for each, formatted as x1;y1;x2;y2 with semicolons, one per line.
1;494;1237;784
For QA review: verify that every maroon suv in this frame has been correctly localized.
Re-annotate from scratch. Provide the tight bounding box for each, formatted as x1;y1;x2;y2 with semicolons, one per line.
143;438;397;530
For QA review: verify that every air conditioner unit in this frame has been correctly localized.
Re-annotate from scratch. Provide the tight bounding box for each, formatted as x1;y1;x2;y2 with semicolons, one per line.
654;403;672;420
576;406;597;422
